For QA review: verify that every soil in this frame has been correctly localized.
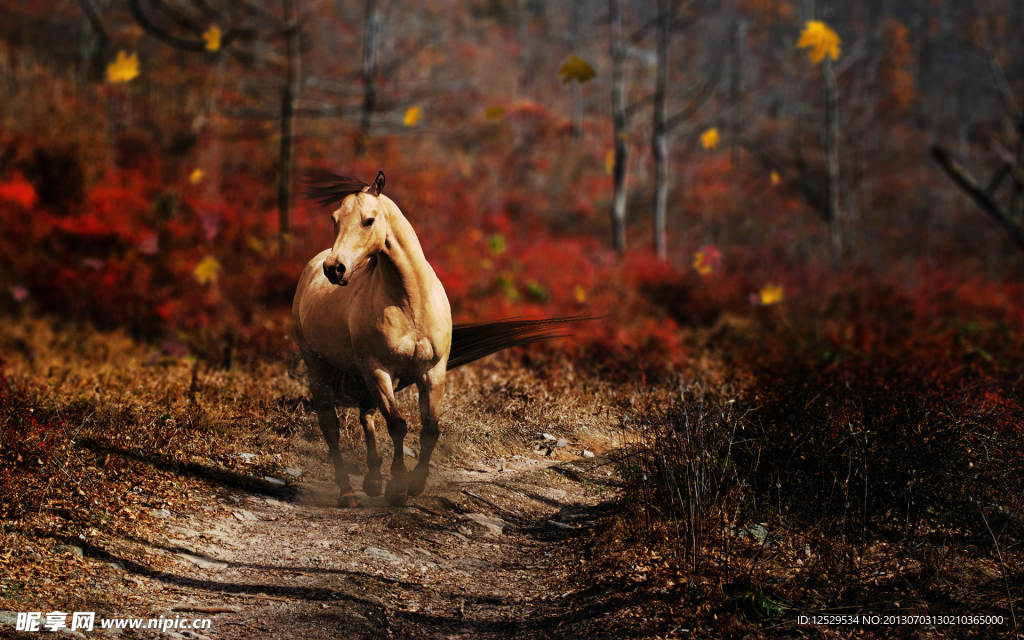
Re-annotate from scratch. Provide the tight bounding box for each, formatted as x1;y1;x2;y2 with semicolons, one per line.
4;445;628;640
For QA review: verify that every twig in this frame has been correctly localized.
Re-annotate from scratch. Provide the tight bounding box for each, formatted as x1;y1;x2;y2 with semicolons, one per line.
461;489;513;515
979;505;1019;634
218;591;289;602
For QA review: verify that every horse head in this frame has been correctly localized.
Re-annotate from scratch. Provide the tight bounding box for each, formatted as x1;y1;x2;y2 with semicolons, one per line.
323;171;387;286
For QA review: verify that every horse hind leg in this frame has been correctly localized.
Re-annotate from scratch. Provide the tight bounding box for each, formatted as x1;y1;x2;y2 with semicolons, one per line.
307;356;357;508
409;364;446;497
359;396;383;497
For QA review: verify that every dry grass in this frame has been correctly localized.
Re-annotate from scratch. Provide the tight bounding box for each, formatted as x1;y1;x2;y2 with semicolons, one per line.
0;316;625;617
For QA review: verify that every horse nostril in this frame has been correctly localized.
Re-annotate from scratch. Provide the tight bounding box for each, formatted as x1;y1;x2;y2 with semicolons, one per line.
323;262;347;285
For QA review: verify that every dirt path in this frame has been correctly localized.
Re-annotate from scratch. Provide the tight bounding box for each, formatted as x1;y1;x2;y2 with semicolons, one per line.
117;451;620;640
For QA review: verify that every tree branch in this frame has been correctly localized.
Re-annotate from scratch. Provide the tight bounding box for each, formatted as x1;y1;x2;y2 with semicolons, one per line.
150;0;205;35
128;0;246;52
75;0;109;48
930;144;1024;252
741;138;827;220
663;47;725;132
625;93;654;119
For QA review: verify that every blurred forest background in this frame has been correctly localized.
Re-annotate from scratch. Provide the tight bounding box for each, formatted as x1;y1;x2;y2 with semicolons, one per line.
2;2;1024;629
1;0;1024;376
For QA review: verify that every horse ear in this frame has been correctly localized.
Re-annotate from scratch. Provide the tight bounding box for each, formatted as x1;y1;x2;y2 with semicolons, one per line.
369;171;385;196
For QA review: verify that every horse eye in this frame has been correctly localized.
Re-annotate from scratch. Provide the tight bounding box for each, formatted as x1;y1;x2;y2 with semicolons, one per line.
363;218;375;227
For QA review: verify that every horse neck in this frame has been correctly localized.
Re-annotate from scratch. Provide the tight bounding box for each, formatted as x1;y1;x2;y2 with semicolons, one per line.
375;201;434;311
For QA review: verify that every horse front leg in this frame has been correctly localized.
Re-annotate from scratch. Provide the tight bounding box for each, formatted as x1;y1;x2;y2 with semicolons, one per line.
306;355;357;508
409;363;446;497
365;368;410;506
359;396;383;497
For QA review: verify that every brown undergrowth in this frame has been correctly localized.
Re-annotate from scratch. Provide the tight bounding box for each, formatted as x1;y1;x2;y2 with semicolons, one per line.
608;322;1024;638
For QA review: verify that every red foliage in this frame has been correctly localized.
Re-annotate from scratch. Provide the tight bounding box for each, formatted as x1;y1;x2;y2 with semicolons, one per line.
0;174;37;209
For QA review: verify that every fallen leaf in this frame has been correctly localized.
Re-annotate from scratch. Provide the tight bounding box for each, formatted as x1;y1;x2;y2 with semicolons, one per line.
558;55;596;84
203;25;222;52
756;283;784;306
404;106;423;126
193;256;221;285
797;21;841;64
701;128;720;150
693;245;721;276
106;51;139;84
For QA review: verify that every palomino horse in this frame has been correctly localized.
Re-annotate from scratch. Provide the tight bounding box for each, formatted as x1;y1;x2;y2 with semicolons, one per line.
295;170;579;507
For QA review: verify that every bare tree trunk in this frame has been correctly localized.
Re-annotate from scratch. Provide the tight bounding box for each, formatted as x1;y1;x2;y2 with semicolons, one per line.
610;0;627;253
517;0;529;97
570;0;582;141
75;0;108;80
652;0;670;260
823;59;841;264
729;18;745;169
357;0;379;156
278;0;300;241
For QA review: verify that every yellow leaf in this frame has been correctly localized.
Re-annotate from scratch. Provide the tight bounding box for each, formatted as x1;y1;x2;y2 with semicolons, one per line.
700;128;720;150
203;25;222;52
484;105;505;121
692;245;721;276
558;55;596;84
617;132;630;143
759;283;784;305
770;170;780;185
605;150;615;175
106;51;139;84
190;169;204;185
797;21;841;64
246;235;265;254
404;106;423;126
193;256;221;285
575;285;587;304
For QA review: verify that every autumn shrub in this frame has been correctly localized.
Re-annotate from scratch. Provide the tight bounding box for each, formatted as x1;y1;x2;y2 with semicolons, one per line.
616;277;1024;617
616;383;749;570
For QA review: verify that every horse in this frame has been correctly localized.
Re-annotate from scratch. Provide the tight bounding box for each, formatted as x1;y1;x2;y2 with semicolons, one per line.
294;170;582;507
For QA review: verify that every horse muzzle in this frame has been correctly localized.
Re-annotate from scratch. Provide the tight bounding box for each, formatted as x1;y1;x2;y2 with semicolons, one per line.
323;262;349;286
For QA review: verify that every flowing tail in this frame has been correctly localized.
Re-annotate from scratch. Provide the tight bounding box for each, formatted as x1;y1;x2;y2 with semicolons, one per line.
446;316;596;370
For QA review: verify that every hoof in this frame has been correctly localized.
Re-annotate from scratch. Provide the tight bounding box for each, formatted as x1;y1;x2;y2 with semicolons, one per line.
363;474;383;497
407;469;428;497
338;493;358;509
384;482;408;507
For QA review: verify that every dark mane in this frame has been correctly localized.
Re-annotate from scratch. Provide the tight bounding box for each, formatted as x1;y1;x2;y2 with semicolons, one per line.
303;169;370;209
